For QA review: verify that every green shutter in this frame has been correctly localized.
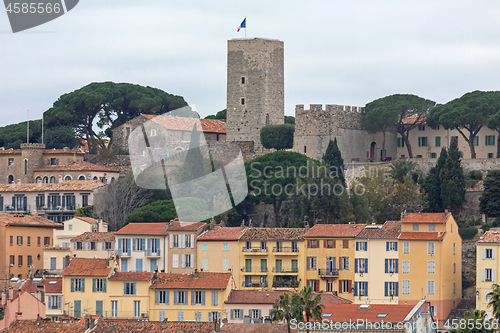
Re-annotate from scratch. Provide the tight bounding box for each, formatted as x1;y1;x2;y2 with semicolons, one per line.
92;278;96;292
81;279;85;292
71;278;74;292
435;136;441;147
418;137;421;147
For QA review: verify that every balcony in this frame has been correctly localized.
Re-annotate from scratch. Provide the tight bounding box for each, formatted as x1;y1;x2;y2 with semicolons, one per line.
318;269;339;278
241;266;268;274
241;281;267;289
146;251;161;258
242;247;268;254
272;247;299;254
272;267;299;274
36;204;81;212
272;280;299;289
119;251;131;258
4;205;31;213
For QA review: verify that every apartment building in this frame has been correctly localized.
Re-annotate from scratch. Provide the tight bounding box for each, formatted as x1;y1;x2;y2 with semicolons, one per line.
303;224;366;301
0;214;62;279
53;216;108;247
34;160;120;183
71;231;115;258
149;271;233;322
397;212;461;322
238;228;306;291
476;230;500;318
22;278;63;320
197;226;247;287
167;219;208;274
354;221;401;304
108;272;154;319
397;114;498;159
114;223;168;273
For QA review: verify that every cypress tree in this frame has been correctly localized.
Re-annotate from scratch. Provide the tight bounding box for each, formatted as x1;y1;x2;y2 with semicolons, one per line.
480;170;500;218
323;138;345;186
440;137;465;213
181;124;205;183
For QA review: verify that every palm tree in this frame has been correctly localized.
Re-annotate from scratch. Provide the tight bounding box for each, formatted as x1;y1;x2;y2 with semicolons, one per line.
270;293;300;333
297;286;325;322
487;283;500;319
448;309;494;333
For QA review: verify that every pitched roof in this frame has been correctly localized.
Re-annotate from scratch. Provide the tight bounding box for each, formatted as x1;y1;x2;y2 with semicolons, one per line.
4;319;87;332
398;231;446;240
22;279;62;294
167;220;207;232
92;319;213;333
115;223;168;235
71;216;98;224
220;323;296;333
477;230;500;243
62;258;111;276
198;227;247;241
356;221;401;239
320;303;417;323
225;290;351;305
142;114;226;134
0;214;63;228
34;160;120;173
109;272;154;280
401;212;451;224
151;272;231;289
0;180;107;192
71;232;115;242
240;228;306;241
401;113;427;125
44;247;70;251
304;224;367;238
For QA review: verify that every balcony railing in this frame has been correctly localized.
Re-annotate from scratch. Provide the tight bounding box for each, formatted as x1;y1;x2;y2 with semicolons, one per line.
4;205;31;213
242;266;268;273
272;266;298;273
272;247;299;253
36;204;81;212
272;280;299;288
318;269;339;277
146;250;161;257
242;281;268;288
242;247;268;253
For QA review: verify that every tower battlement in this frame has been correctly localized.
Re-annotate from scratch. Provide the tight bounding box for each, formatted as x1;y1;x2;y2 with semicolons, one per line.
295;104;365;114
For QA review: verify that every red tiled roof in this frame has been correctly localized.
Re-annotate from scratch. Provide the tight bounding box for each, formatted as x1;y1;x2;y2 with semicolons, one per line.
401;212;451;224
142;114;226;134
240;228;306;241
167;220;207;231
0;214;63;228
109;272;154;280
220;323;296;333
0;180;107;192
72;216;98;224
22;279;62;294
321;304;416;323
72;232;115;242
477;230;500;243
401;113;427;125
198;227;247;241
62;258;111;276
115;223;168;235
304;224;367;238
225;290;351;305
151;272;231;289
44;247;70;251
398;232;446;240
356;221;401;239
5;319;87;332
34;160;120;173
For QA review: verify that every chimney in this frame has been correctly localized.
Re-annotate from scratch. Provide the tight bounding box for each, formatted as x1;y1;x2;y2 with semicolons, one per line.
162;318;168;329
58;176;63;183
137;320;142;329
193;268;199;279
17;179;21;187
240;219;245;231
209;218;215;230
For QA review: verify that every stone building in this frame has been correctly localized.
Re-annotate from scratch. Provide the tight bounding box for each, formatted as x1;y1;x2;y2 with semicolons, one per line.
0;143;85;185
294;104;397;162
226;38;284;151
34;160;120;183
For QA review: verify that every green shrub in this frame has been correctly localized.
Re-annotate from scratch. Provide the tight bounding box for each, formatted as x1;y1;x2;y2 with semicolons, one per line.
481;224;491;232
459;227;478;240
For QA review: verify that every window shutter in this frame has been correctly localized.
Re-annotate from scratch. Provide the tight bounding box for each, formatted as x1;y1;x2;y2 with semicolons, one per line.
87;242;90;251
191;235;194;248
384;282;388;296
395;259;399;274
166;291;170;305
191;291;195;305
92;278;96;292
190;255;194;268
313;257;317;270
338;280;342;293
364;259;368;273
307;240;311;248
395;242;398;251
482;249;486;259
48;295;52;308
58;296;61;309
182;255;186;268
170;235;173;248
315;280;319;292
356;242;359;251
214;291;218;305
209;312;212;322
181;235;185;248
155;291;159;304
395;282;399;297
73;242;76;250
306;279;310;287
345;257;348;270
202;291;206;305
81;279;85;292
354;282;358;296
174;291;178;305
494;249;497;259
306;257;310;270
385;259;388;273
494;269;497;282
259;310;262;318
132;238;136;252
355;259;358;273
102;242;105;251
230;309;234;320
118;239;121;255
386;242;389;251
103;279;107;293
348;280;352;293
364;242;367;250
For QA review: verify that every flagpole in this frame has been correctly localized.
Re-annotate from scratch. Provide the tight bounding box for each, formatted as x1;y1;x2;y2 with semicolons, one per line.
245;16;247;38
27;110;29;143
42;110;44;144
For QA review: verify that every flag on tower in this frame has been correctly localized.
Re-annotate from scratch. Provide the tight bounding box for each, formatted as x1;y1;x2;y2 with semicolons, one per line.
237;18;246;32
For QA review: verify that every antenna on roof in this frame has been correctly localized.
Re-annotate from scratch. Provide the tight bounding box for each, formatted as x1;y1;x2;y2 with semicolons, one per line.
27;109;29;143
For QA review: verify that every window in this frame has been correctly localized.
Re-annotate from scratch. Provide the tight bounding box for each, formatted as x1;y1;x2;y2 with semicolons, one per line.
185;235;192;248
82;195;88;207
8;158;14;166
222;258;229;271
151;238;160;254
355;281;368;296
37;237;40;246
111;301;118;318
9;236;13;245
241;98;245;105
308;240;318;248
64;175;71;181
50;158;57;165
339;257;349;270
429;223;436;231
202;258;208;271
241;77;245;84
177;311;185;321
291;241;298;252
416;155;423;158
306;256;317;270
195;311;201;322
355;258;368;273
356;241;367;251
385;259;398;273
427;280;435;295
402;280;410;295
79;175;86;180
412;224;419;231
474;136;479;146
44;237;50;246
27;255;32;267
428;261;435;274
194;291;204;305
485;269;494;282
489;153;494;158
172;254;179;268
10;255;14;265
136;238;145;251
124;282;136;295
486;249;494;259
304;146;307;153
427;242;435;255
76;242;84;250
454;263;456;273
184;254;193;268
18;255;23;267
121;259;128;272
151;129;157;136
223;242;228;251
326;240;334;248
202;242;207;251
454;283;456;294
385;282;398;297
402;261;409;274
326;279;333;292
275;241;282;252
403;241;410;254
261;241;267;250
90;242;96;250
309;279;317;292
435;136;441;147
212;291;218;306
418;125;425;131
72;278;85;292
27;236;31;246
48;295;61;309
418;137;428;147
486;135;496;146
50;176;56;183
343;240;349;249
430;152;437;158
175;290;188;305
7;175;14;184
134;301;140;318
156;290;169;304
93;278;106;292
233;309;243;319
105;242;113;250
397;138;404;148
17;236;23;245
341;280;350;293
386;241;397;251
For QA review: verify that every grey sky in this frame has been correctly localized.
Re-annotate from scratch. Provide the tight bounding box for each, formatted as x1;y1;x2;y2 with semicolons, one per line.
1;0;500;129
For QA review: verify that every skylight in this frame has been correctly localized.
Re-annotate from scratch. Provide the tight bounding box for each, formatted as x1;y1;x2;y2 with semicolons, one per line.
48;281;57;284
377;313;388;318
359;305;371;309
323;313;332;317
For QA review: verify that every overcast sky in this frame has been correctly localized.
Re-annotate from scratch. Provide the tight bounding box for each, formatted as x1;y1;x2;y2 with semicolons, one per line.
2;0;500;129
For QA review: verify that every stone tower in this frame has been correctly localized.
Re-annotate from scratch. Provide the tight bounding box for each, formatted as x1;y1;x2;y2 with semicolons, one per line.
226;38;284;151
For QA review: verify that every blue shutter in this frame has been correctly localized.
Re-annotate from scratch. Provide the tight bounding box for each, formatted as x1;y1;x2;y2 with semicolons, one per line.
364;242;367;250
126;239;130;254
136;259;143;272
395;242;398;251
208;312;212;322
174;291;178;305
71;278;74;292
395;282;399;297
191;291;195;305
364;282;368;296
92;278;96;292
151;259;157;272
156;239;160;255
385;259;388;273
155;291;159;304
118;239;122;255
386;242;389;251
395;259;399;274
354;282;358;296
202;291;206;305
166;291;169;305
132;238;136;251
103;279;107;293
364;259;368;273
147;238;151;256
142;239;146;251
384;282;388;296
356;242;359;251
355;259;359;273
81;279;85;292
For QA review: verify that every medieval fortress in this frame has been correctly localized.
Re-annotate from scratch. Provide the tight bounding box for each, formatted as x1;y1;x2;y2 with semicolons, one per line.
225;37;396;162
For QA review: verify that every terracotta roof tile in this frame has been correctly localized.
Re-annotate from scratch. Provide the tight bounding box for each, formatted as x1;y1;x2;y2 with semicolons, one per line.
93;319;213;333
198;227;247;241
151;272;231;289
401;212;451;224
225;290;351;305
115;223;168;235
240;228;306;241
143;114;226;134
0;214;63;228
72;232;115;242
34;161;120;173
22;279;62;294
477;230;500;243
356;221;401;239
398;231;446;240
44;247;70;251
320;303;416;323
402;113;427;125
5;319;87;332
0;180;107;192
304;224;367;238
62;258;111;276
109;272;154;280
220;323;296;333
72;216;98;224
167;220;207;231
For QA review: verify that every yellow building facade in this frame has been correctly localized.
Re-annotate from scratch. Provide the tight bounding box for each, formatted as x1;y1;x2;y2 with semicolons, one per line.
476;231;500;318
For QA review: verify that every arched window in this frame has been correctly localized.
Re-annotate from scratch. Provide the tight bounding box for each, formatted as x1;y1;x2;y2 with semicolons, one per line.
50;176;56;183
8;175;14;184
93;176;98;180
111;177;115;182
65;176;72;181
24;159;28;175
43;176;48;183
78;176;85;181
35;176;42;183
266;114;270;126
